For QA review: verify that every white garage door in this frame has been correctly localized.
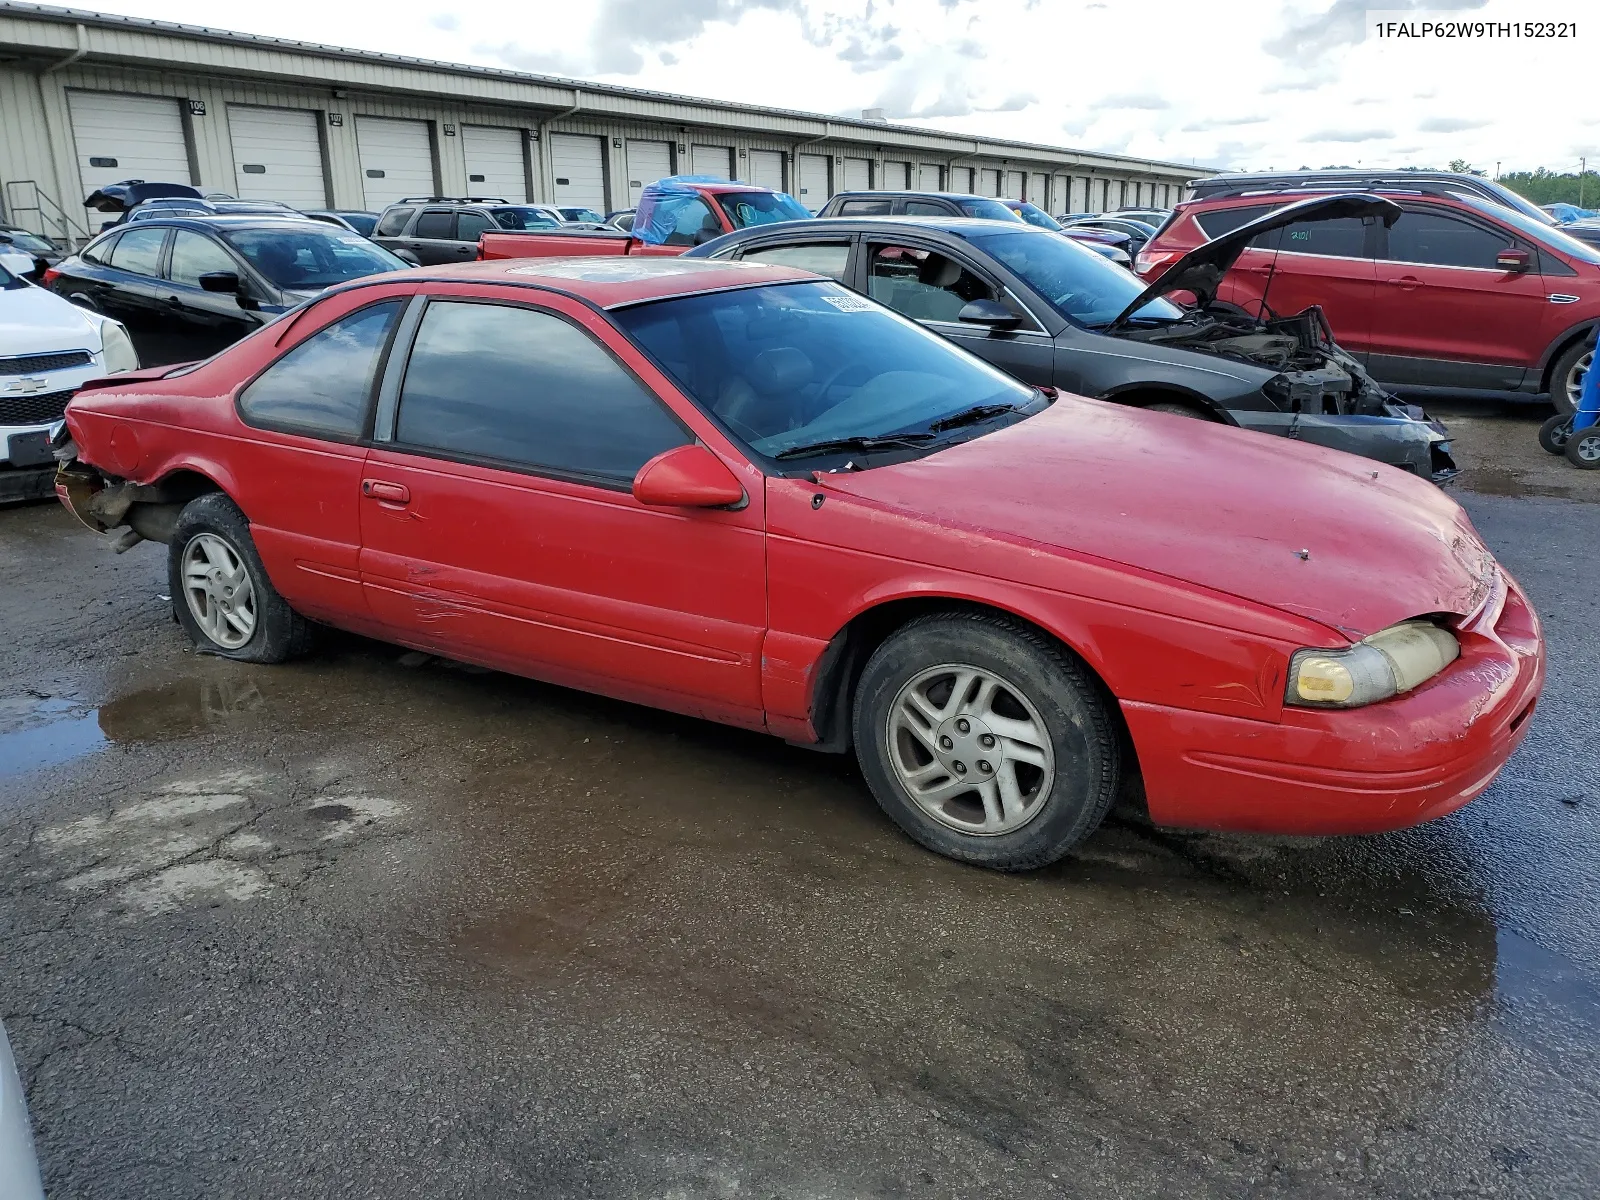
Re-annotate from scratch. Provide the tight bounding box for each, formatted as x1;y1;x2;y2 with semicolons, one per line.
882;161;910;190
746;149;784;191
228;106;326;209
690;144;732;180
462;125;527;203
69;90;190;217
798;154;830;210
842;158;871;191
1029;173;1048;206
917;162;943;191
356;117;435;209
949;166;974;194
979;168;1001;197
625;140;673;207
551;133;606;210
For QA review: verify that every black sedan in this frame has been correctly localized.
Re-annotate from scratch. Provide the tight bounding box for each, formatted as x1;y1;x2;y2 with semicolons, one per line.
0;224;65;283
686;202;1455;482
47;215;408;366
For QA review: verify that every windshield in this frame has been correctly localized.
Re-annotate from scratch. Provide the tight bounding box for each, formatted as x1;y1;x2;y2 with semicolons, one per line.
339;213;378;237
958;199;1025;222
222;226;407;290
614;280;1037;462
1;229;55;253
716;191;813;229
0;260;22;289
491;207;562;231
1012;203;1063;231
1462;195;1600;266
559;207;606;223
971;229;1182;326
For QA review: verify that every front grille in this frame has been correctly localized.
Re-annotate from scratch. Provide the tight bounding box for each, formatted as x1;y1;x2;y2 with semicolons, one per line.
0;350;93;375
0;389;74;425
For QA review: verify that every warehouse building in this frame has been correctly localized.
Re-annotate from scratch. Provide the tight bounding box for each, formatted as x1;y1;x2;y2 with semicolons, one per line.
0;2;1212;245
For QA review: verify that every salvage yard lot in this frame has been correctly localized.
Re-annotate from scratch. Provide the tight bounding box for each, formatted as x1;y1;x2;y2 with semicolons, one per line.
2;407;1598;1198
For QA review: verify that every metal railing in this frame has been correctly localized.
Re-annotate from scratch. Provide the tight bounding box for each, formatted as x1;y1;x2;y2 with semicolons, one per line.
3;180;90;248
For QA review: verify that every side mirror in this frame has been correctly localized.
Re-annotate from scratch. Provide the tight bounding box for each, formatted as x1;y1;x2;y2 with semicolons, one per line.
632;445;745;509
957;298;1022;330
393;248;422;267
1496;247;1532;273
198;270;242;294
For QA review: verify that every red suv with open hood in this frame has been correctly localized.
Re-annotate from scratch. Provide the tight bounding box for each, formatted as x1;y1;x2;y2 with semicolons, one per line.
1138;188;1600;413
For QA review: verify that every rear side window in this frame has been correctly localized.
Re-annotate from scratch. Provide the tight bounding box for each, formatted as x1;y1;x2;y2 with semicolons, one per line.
1386;210;1510;268
739;242;851;281
456;212;493;241
108;226;168;277
837;199;891;216
374;207;415;237
239;301;401;439
394;301;687;481
413;209;454;239
1194;204;1277;240
81;232;118;265
905;201;951;216
1254;218;1369;259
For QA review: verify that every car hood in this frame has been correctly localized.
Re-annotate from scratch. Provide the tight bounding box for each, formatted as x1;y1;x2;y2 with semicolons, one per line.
816;397;1495;640
0;286;102;357
1109;193;1402;329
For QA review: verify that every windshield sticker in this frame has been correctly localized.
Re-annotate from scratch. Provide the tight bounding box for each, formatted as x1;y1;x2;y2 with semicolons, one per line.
821;293;874;313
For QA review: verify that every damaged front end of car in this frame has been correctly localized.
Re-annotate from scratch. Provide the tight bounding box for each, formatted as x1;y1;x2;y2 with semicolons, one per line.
1109;192;1458;485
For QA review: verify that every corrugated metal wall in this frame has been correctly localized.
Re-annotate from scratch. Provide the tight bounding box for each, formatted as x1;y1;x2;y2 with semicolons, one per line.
0;15;1199;237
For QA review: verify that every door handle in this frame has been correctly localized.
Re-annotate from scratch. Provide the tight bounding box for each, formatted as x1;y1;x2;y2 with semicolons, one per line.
362;479;410;504
1388;276;1420;291
164;295;184;307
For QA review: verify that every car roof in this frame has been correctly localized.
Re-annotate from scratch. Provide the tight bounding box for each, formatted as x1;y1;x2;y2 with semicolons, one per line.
1183;186;1469;208
339;256;817;308
105;214;340;232
833;190;993;203
718;214;1033;237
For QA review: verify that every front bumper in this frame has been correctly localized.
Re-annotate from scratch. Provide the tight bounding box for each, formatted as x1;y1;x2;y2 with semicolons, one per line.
1122;570;1545;835
1232;409;1458;485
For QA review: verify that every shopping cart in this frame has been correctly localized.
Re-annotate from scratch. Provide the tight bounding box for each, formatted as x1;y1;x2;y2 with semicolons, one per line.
1539;328;1600;468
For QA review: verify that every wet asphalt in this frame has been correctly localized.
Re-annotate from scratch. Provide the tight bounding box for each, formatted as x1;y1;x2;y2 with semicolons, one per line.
1;404;1598;1199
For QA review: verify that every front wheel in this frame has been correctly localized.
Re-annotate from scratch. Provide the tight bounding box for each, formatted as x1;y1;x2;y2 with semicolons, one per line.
1565;422;1600;470
851;613;1120;871
168;492;312;662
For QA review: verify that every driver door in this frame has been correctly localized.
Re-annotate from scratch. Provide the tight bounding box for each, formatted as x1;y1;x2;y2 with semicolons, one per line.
861;240;1056;388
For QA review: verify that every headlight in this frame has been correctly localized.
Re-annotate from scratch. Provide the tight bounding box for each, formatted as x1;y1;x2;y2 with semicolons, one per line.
98;319;139;374
1286;620;1459;709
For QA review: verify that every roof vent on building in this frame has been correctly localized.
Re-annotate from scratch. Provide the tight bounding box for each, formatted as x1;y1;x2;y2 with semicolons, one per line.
861;108;888;122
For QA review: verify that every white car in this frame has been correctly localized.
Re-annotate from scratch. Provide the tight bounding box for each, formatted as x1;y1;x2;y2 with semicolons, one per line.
1;260;138;502
0;1021;44;1200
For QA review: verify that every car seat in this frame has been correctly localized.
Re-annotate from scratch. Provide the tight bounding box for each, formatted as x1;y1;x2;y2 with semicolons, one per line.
715;346;815;439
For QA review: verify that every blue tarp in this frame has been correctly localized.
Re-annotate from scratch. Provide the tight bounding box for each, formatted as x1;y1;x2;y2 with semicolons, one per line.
1546;203;1597;224
633;175;730;247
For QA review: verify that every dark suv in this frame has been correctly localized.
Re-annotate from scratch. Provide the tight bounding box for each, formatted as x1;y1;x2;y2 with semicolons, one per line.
371;198;561;265
817;192;1024;222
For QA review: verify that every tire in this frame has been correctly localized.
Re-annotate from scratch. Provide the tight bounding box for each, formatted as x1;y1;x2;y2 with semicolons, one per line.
851;612;1120;871
1564;422;1600;470
1539;413;1574;455
1547;339;1592;417
1143;401;1218;421
167;492;312;663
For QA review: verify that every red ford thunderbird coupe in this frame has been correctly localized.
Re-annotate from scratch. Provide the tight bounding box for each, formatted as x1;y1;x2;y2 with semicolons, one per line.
54;257;1545;870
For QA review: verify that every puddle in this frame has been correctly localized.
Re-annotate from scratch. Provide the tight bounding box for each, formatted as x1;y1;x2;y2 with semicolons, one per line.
0;705;107;781
1496;928;1600;1029
95;674;269;743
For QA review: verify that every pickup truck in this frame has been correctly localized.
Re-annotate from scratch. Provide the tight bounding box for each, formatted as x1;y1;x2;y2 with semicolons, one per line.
479;176;811;261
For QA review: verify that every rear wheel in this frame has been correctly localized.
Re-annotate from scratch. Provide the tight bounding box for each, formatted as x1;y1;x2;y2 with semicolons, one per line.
1539;413;1574;455
1548;340;1592;417
168;492;312;663
1565;423;1600;469
851;612;1120;871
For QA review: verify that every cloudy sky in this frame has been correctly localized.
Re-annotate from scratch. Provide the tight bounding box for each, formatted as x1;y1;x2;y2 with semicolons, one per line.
78;0;1595;173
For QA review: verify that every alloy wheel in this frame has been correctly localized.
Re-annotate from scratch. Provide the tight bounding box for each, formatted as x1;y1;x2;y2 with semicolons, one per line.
181;532;257;650
1565;350;1592;412
885;663;1056;835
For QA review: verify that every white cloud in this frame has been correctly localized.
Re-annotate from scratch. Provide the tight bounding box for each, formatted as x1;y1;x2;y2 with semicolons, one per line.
69;0;1594;174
